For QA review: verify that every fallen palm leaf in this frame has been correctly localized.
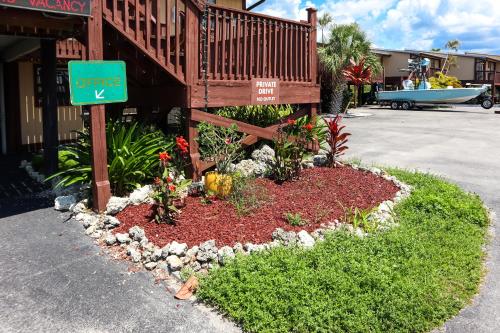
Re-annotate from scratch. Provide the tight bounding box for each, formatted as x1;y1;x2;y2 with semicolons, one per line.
175;276;199;300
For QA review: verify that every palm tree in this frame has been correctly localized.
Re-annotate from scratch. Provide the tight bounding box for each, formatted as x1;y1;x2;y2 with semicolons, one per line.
319;23;381;113
318;13;333;44
442;39;461;73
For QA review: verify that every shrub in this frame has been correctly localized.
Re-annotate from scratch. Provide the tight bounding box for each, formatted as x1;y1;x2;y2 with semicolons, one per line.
215;105;294;127
284;212;307;226
324;115;351;167
152;140;191;224
429;72;463;89
197;123;244;174
228;174;269;216
49;121;173;196
271;117;318;182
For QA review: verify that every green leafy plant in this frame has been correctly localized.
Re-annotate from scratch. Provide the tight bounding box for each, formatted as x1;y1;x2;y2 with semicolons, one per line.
324;114;351;167
429;71;463;89
197;123;245;174
48;121;172;196
284;212;308;226
151;137;192;224
228;173;269;216
271;118;318;182
215;105;294;128
345;206;378;232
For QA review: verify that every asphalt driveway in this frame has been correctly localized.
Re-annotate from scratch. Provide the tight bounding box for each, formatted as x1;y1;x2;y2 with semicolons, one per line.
343;105;500;333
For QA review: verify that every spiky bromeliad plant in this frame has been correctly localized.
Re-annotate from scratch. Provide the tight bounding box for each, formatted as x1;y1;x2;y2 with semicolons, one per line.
324;114;351;167
49;121;173;197
342;57;373;108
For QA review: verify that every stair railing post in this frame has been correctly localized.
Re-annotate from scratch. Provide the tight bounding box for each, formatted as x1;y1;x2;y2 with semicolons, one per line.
88;0;112;212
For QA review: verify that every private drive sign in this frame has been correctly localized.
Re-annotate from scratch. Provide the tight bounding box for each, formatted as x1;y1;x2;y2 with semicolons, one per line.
0;0;91;16
68;61;128;106
251;78;280;105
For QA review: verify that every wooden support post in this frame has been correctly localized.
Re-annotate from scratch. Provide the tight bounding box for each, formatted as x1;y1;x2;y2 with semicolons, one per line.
40;39;59;176
186;108;202;181
307;8;318;84
88;0;111;212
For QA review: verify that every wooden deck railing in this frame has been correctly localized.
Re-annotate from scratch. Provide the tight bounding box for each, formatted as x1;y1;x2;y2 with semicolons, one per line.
203;5;316;82
56;39;86;59
100;0;317;86
102;0;192;83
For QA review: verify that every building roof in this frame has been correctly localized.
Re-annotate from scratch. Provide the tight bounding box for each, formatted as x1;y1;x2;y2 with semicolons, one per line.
372;48;500;62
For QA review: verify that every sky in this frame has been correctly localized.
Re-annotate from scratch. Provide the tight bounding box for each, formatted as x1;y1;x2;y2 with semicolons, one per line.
248;0;500;55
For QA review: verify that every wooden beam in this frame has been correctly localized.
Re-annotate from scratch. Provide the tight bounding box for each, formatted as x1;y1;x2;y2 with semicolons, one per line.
88;0;111;212
40;39;58;176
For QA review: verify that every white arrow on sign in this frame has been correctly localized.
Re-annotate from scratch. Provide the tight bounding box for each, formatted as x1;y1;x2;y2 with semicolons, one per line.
95;89;105;99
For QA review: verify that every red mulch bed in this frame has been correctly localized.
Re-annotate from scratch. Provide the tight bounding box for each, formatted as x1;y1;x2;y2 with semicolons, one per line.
114;167;399;247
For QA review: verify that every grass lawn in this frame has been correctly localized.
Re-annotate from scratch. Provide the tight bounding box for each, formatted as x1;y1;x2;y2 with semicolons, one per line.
197;170;490;333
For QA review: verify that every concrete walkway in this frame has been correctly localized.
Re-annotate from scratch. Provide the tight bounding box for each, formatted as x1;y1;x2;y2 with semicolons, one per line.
344;106;500;333
0;157;239;332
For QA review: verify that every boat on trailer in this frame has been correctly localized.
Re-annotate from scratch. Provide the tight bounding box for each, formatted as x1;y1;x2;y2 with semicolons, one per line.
376;58;493;110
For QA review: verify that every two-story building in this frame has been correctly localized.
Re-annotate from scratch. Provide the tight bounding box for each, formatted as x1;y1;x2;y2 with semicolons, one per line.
372;48;500;102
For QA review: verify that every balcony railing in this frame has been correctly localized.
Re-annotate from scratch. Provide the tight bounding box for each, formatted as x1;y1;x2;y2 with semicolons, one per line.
202;4;316;83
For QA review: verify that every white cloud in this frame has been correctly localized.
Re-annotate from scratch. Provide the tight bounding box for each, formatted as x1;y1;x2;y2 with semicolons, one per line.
255;0;500;53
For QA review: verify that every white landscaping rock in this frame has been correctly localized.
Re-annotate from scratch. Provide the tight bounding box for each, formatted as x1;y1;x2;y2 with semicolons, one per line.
167;255;183;271
145;262;158;270
104;216;121;228
116;233;131;244
128;226;146;241
252;145;275;164
297;230;315;248
313;155;328;167
106;196;130;215
234;159;267;177
129;185;153;205
169;241;188;256
151;248;163;262
218;246;235;265
54;195;77;211
105;233;117;245
128;248;142;263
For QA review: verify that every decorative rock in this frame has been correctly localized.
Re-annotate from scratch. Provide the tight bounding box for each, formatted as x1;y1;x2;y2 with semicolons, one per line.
197;240;218;262
139;238;149;248
106;196;130;215
251;145;275;164
151;248;163;262
313;155;328;167
129;185;152;205
90;230;103;239
80;214;99;229
243;243;255;253
84;225;97;236
105;233;117;245
161;244;171;259
302;161;314;169
71;201;87;214
218;246;235;265
181;256;191;265
54;195;77;211
128;248;142;263
233;242;244;254
186;246;199;258
370;167;382;175
104;216;121;228
297;230;315;248
272;228;297;245
234;159;267;177
144;262;158;270
116;233;131;244
190;261;202;272
169;241;188;256
269;240;281;248
166;255;183;271
129;226;146;241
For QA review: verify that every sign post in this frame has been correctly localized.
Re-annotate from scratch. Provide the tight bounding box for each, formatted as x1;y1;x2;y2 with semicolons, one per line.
68;59;128;212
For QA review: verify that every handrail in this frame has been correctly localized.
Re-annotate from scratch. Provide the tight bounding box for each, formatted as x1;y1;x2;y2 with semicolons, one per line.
202;4;317;83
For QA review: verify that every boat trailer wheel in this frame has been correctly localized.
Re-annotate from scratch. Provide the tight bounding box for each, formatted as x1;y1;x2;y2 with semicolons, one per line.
481;98;493;110
401;101;412;110
390;101;399;110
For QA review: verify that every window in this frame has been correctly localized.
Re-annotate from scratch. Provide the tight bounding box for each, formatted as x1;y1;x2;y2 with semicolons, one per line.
34;65;71;107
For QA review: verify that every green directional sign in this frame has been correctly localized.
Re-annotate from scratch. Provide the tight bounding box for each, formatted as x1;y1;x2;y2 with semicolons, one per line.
68;61;128;106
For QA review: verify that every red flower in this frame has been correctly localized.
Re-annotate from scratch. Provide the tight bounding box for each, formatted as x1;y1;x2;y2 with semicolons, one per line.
154;177;161;185
159;152;172;161
166;177;173;183
176;136;189;154
287;119;297;126
169;184;176;192
303;123;314;131
225;138;232;145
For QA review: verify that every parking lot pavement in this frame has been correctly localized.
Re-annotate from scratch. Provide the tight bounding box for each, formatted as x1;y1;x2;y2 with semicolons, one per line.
343;105;500;333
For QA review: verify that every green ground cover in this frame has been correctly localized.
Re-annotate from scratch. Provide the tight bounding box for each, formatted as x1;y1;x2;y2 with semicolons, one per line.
198;170;489;333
